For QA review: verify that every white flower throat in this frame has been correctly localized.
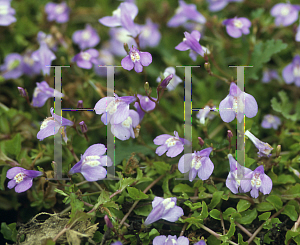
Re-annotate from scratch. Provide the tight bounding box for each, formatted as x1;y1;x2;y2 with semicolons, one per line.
293;65;300;77
40;117;54;129
0;5;9;15
191;155;202;170
165;137;179;147
130;51;140;62
233;19;243;29
14;173;26;183
81;52;91;61
83;155;101;167
121;116;132;128
82;30;91;40
232;96;244;113
281;6;290;16
251;172;262;188
107;99;120;115
162;198;175;210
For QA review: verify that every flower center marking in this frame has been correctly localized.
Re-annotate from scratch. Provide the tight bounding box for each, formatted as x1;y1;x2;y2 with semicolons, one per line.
233;19;243;29
251;173;262;188
266;115;275;124
293;65;300;77
112;8;121;18
82;30;91;40
83;155;101;167
0;5;9;15
121;116;132;128
40;117;54;129
144;97;149;102
232;96;244;113
281;6;290;16
107;99;120;115
81;52;91;61
191;156;202;170
55;5;65;14
130;51;140;62
162;198;175;210
165;137;178;147
14;173;26;183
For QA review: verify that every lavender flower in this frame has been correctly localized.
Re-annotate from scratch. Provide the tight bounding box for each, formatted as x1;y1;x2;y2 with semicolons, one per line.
144;197;184;226
45;1;70;23
17;87;27;98
241;165;272;198
32;42;56;75
94;94;136;125
37;107;74;142
134;94;156;122
270;3;299;27
32;81;64;107
104;215;113;228
157;74;173;91
69;144;112;181
37;31;57;51
167;0;206;27
94;49;115;77
296;24;300;42
22;51;41;76
219;82;258;123
99;2;138;36
121;46;152;73
223;17;251;38
154;131;190;158
109;110;139;140
175;30;209;61
111;242;122;245
194;240;206;245
79;121;88;133
108;27;137;56
262;69;279;83
207;0;243;12
282;55;300;86
72;49;99;69
0;53;23;79
245;130;273;157
6;167;42;193
156;67;182;91
178;147;214;182
196;105;216;124
261;114;281;130
153;235;189;245
137;18;161;49
226;154;252;194
0;0;16;26
72;24;100;50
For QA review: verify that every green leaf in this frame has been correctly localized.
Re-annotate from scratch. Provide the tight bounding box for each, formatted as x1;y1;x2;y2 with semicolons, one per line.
236;209;257;225
199;201;208;220
209;209;221;220
54;188;69;197
1;222;17;242
207;235;221;245
226;222;236;239
277;174;296;184
173;183;195;193
116;177;135;193
262;217;281;230
0;166;9;191
258;212;271;221
208;191;223;209
283;183;300;199
223;207;236;220
251;8;264;19
266;195;283;211
237;200;251;213
285;230;300;245
184;200;202;211
246;39;287;81
127;187;148;200
282;205;298;221
4;133;21;157
238;233;249;245
133;205;152;216
149;228;160;240
256;202;275;212
153;161;171;175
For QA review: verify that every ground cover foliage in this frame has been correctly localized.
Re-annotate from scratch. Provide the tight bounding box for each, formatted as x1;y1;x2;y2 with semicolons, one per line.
0;0;300;244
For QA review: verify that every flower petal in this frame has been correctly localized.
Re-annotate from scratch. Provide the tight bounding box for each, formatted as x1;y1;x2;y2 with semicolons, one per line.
15;178;33;193
7;179;17;189
81;165;107;181
83;144;106;157
250;188;259;198
282;63;294;84
69;160;83;175
244;93;258;119
153;134;172;145
166;144;184;158
260;174;272;195
226;173;239;194
153;236;167;245
140;52;152;67
161;206;184;222
6;167;25;179
155;145;168;156
37;120;61;141
121;55;134;71
219;95;235;123
178;153;193;173
197;157;214;180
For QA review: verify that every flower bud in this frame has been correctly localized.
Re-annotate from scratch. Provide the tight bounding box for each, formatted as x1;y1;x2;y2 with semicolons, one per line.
198;137;204;147
204;62;211;72
104;215;113;228
157;74;173;92
227;130;233;141
77;100;83;109
276;145;281;157
79;121;88;133
144;82;150;92
124;43;130;54
17;87;27;98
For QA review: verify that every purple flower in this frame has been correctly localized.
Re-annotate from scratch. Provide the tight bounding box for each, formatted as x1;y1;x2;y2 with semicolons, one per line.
223;17;251;38
108;27;137;56
94;49;115;77
72;24;100;50
109;110;139;140
17;87;27;98
37;31;57;51
111;242;122;245
37;107;74;142
153;235;189;245
22;51;41;76
282;55;300;86
156;67;182;91
99;2;138;36
0;0;16;26
104;215;113;229
270;3;299;27
69;144;112;181
45;2;70;23
6;167;42;193
241;165;272;198
154;131;190;158
207;0;243;12
121;46;152;73
194;240;206;245
196;105;216;124
226;154;252;194
262;69;279;83
167;0;206;27
261;114;281;130
94;94;136;125
32;81;64;107
144;197;184;226
32;42;56;75
134;94;156;122
137;18;161;49
79;121;88;133
219;82;258;123
72;49;99;69
0;53;23;79
175;30;209;61
178;147;214;182
296;24;300;42
245;130;273;157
